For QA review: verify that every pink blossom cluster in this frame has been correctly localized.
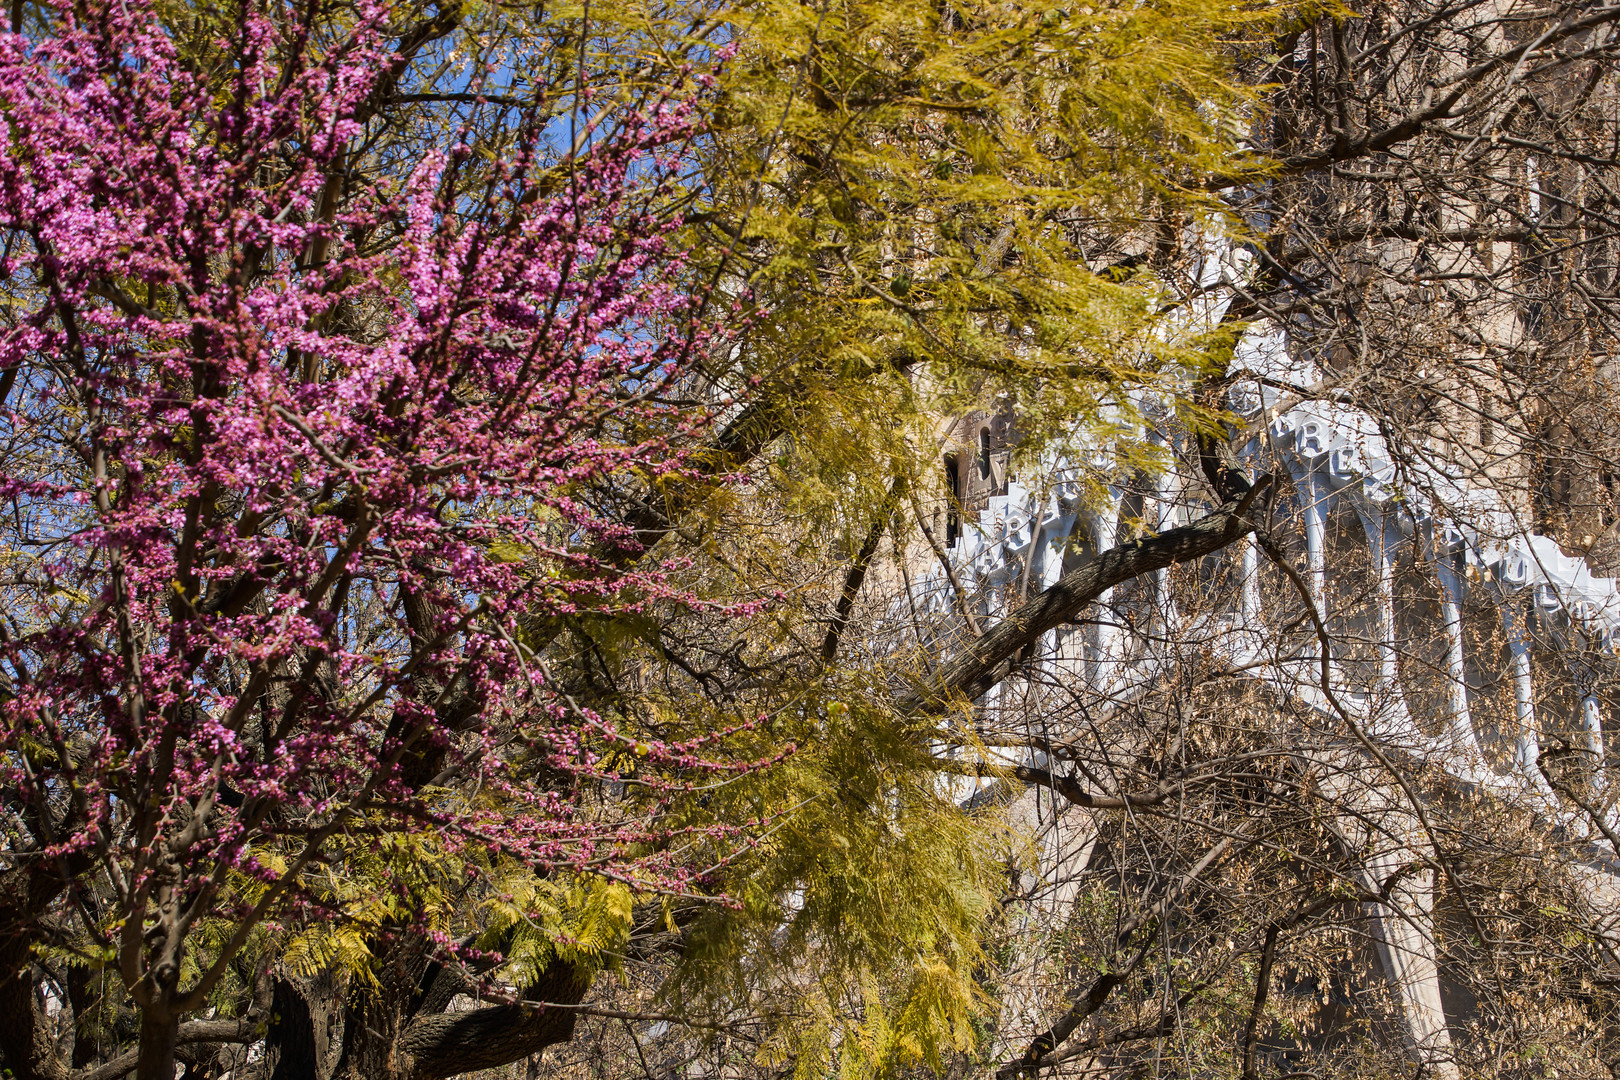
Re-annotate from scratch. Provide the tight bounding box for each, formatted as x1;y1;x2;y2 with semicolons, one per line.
0;0;770;1001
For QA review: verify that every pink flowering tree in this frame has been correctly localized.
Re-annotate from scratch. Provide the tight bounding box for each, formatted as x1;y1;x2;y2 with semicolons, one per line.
0;2;769;1078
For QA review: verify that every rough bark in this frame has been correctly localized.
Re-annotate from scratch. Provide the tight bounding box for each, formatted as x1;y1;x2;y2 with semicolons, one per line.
0;837;94;1080
0;950;68;1080
325;957;589;1080
268;980;322;1080
134;1010;179;1080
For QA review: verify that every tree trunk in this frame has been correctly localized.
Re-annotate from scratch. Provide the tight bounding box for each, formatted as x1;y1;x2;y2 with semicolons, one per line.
0;952;67;1080
135;1010;179;1080
268;979;324;1080
394;958;591;1080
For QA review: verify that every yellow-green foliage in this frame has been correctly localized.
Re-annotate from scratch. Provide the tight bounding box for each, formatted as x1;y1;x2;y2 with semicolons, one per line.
478;873;635;984
11;1;1381;1077
260;832;463;987
519;5;1326;1073
653;691;1001;1080
190;828;634;999
692;0;1307;491
67;0;1329;1071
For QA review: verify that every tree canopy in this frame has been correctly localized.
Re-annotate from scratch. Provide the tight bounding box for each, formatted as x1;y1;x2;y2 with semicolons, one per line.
8;0;1620;1079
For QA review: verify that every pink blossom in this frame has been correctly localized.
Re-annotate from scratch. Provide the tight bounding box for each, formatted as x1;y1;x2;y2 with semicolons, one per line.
0;0;774;1031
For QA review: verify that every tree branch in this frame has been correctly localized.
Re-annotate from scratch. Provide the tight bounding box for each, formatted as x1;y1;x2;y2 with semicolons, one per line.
72;1020;258;1080
898;477;1271;714
395;959;589;1079
996;831;1246;1078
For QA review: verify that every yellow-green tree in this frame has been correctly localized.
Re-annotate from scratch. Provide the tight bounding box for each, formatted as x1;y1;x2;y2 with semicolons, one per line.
0;0;1306;1079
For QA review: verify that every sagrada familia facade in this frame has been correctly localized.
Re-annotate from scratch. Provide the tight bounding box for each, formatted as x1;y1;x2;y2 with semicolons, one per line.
887;10;1620;1065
